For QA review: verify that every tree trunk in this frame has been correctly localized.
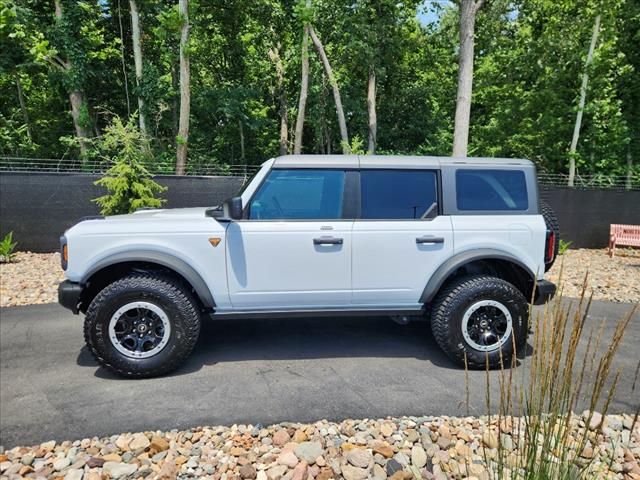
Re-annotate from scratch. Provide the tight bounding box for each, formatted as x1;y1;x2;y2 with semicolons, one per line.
452;0;483;157
568;14;601;187
129;0;147;135
15;76;32;142
117;0;131;117
293;25;310;154
268;47;288;156
308;25;349;153
367;67;377;155
54;0;92;157
238;119;245;163
69;90;91;157
171;63;179;136
175;0;190;175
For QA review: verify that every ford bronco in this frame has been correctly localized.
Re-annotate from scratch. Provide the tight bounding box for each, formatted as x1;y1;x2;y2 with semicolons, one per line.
59;155;558;377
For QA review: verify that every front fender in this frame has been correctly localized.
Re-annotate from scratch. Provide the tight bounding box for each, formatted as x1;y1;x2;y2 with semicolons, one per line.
82;248;216;308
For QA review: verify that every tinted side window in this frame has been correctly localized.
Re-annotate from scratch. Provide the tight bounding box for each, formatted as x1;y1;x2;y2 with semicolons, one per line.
249;169;345;220
456;169;528;211
360;170;438;219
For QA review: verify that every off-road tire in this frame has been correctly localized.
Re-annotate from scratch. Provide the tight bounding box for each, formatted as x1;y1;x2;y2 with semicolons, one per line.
540;200;560;272
84;274;201;378
430;275;528;369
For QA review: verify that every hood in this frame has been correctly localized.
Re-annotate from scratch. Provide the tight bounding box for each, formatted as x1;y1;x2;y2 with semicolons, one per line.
110;207;211;221
65;206;225;237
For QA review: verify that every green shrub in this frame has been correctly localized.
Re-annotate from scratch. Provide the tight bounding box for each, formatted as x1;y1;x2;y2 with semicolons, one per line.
93;116;167;216
0;231;18;263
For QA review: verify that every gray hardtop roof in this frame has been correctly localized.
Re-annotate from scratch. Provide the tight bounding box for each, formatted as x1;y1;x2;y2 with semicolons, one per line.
272;154;533;169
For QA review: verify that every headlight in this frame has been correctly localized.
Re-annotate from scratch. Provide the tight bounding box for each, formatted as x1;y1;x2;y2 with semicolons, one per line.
60;236;68;270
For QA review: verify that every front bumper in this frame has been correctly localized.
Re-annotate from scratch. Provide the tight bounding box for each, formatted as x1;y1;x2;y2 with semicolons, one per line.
533;279;556;305
58;280;83;314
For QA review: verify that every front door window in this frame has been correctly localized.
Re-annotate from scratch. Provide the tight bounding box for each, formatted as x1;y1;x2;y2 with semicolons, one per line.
248;169;345;220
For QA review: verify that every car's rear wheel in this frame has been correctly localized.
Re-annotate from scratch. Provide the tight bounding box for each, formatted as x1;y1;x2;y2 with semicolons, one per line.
84;273;201;378
430;275;528;369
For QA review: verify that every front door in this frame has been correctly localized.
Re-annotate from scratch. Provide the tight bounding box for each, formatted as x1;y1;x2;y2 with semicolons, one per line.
351;169;454;307
226;169;352;309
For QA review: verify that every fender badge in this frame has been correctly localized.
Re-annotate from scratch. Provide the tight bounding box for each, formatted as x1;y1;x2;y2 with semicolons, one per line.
209;237;221;247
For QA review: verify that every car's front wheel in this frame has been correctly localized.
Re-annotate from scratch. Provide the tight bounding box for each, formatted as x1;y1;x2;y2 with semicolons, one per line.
84;273;201;378
430;275;528;369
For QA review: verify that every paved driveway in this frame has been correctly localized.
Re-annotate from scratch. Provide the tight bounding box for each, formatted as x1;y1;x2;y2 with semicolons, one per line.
1;300;638;447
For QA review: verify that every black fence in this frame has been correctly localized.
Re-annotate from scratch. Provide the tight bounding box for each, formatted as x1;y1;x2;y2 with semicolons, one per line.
1;172;639;252
0;172;243;252
539;187;640;248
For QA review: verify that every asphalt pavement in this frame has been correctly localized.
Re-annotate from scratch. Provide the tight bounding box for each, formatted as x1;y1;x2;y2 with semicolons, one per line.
1;300;638;448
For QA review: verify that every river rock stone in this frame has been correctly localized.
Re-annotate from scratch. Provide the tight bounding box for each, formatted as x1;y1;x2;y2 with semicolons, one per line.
130;433;150;451
53;457;71;471
150;436;169;452
277;451;298;468
103;461;138;478
380;423;395;437
342;463;369;480
411;446;427;468
386;459;403;476
272;430;290;447
64;468;84;480
239;464;257;479
294;442;323;464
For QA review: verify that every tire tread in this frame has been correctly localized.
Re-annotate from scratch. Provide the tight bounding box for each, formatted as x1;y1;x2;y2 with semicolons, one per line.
430;275;527;369
84;273;201;378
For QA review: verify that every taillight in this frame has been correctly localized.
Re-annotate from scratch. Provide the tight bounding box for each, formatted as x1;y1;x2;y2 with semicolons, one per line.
545;230;555;263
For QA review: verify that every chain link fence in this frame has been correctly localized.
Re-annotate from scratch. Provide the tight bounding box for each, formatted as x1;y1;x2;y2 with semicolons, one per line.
1;156;638;190
0;157;261;179
536;172;639;190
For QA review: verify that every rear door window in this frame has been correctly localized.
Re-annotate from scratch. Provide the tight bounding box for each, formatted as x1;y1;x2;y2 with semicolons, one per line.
456;169;528;211
360;170;438;219
248;169;345;220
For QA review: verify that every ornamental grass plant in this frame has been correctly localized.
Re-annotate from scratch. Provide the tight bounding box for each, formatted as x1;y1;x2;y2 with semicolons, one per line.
471;266;638;479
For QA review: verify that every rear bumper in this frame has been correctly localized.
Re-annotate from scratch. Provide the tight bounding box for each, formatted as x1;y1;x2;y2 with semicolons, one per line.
533;279;556;305
58;280;83;314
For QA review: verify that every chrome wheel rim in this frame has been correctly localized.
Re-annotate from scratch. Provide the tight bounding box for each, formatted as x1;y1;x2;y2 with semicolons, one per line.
108;302;171;359
461;300;512;352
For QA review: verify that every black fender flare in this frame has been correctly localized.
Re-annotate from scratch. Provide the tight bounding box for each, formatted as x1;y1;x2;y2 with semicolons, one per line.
420;248;536;304
82;250;215;308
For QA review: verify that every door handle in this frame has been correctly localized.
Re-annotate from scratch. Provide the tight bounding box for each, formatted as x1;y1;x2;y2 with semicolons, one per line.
314;236;343;245
416;235;445;244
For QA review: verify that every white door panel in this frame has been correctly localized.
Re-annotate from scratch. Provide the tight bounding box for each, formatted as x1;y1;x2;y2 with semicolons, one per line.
352;216;454;305
226;221;352;308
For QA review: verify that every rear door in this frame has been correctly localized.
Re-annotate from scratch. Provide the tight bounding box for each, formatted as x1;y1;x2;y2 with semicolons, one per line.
351;169;453;307
226;168;353;309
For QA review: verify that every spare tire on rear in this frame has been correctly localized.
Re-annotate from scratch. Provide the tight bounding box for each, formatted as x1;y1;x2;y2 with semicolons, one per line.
540;200;560;272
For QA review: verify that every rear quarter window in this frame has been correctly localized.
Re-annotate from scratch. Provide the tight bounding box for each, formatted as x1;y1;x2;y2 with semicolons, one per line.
456;169;528;211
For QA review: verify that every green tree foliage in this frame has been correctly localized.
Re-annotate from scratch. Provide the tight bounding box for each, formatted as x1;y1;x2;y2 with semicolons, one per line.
0;0;638;179
93;115;166;215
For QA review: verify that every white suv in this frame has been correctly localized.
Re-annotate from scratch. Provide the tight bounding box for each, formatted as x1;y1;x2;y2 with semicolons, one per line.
59;155;558;377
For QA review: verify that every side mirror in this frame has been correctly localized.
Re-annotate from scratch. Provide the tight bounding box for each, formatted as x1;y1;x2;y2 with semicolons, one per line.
223;196;243;220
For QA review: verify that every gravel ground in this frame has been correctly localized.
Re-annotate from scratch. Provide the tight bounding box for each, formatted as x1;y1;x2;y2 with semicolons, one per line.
0;413;638;480
1;248;639;308
547;248;640;303
0;252;64;307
